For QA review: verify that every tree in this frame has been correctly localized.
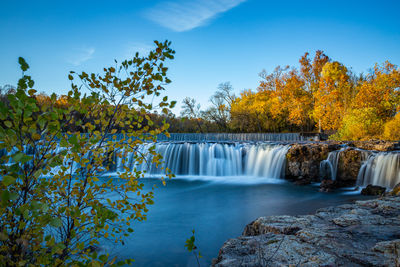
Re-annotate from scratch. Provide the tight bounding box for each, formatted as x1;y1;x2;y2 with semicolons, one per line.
312;61;354;131
382;112;400;140
353;61;400;118
180;97;204;133
330;108;384;140
0;40;175;266
202;82;235;131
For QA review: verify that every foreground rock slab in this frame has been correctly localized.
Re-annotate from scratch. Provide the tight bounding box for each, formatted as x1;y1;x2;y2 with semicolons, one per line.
212;196;400;267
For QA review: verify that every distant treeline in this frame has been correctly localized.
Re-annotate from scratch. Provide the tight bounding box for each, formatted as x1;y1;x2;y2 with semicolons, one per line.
1;50;399;140
180;51;400;140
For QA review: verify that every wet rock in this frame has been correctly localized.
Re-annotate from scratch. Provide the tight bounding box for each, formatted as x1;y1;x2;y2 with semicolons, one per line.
389;183;400;196
361;184;386;196
336;148;364;187
319;179;337;192
213;196;400;267
285;143;338;184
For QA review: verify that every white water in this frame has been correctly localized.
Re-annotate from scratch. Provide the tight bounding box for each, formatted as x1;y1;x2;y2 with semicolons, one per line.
3;135;399;188
114;142;290;179
319;147;346;181
357;152;400;188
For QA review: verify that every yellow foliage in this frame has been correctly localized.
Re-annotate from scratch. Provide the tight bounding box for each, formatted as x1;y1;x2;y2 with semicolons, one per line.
382;113;400;140
353;62;400;118
313;61;353;131
331;108;384;140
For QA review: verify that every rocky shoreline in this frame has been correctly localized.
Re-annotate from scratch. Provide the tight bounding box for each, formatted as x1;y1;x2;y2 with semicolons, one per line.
212;194;400;267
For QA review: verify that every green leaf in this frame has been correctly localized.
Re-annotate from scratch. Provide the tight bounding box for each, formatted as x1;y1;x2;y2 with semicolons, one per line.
12;152;32;164
50;218;62;228
60;138;68;147
2;175;16;186
4;121;12;128
1;190;10;202
69;134;78;145
99;254;108;263
27;78;34;88
18;57;29;72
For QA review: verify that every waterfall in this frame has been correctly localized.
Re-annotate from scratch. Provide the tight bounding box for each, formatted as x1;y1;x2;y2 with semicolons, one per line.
319;147;346;180
357;152;400;188
115;142;290;179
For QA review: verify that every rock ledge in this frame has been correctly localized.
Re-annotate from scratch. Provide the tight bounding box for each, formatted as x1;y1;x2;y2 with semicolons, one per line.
213;196;400;267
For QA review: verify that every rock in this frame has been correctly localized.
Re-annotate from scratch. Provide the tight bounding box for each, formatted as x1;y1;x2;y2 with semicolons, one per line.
390;183;400;196
243;215;314;236
320;179;337;192
336;148;365;187
213;195;400;267
285;143;338;184
361;184;386;196
350;140;400;152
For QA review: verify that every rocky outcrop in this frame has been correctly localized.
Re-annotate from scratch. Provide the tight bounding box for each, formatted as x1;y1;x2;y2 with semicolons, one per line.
213;196;400;267
285;143;340;184
336;148;366;187
349;140;400;152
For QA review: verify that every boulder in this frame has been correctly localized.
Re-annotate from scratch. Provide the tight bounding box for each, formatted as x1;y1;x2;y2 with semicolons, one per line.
361;184;386;196
319;179;337;192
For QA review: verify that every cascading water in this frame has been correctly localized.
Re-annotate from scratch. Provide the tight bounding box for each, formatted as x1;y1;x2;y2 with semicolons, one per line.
114;142;290;179
319;147;346;180
357;152;400;188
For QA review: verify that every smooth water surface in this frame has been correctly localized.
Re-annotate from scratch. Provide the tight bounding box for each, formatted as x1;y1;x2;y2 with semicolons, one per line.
101;177;368;266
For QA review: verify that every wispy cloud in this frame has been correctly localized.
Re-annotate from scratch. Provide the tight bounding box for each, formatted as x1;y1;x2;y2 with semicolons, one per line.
145;0;247;32
67;47;95;66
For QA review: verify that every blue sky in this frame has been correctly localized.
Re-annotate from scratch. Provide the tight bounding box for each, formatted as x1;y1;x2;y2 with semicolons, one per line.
1;0;399;114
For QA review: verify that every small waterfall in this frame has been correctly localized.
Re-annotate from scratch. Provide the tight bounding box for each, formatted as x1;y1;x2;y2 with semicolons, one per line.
244;145;289;178
115;142;290;179
156;133;307;142
357;152;400;188
320;148;346;180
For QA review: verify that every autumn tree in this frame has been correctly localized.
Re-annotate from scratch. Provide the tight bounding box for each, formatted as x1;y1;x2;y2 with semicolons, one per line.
353;61;400;118
332;61;400;140
331;108;384;140
230;90;262;132
299;50;330;97
383;112;400;140
312;61;354;131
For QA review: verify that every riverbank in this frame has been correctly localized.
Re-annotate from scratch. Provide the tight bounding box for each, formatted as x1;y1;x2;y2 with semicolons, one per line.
212;194;400;266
